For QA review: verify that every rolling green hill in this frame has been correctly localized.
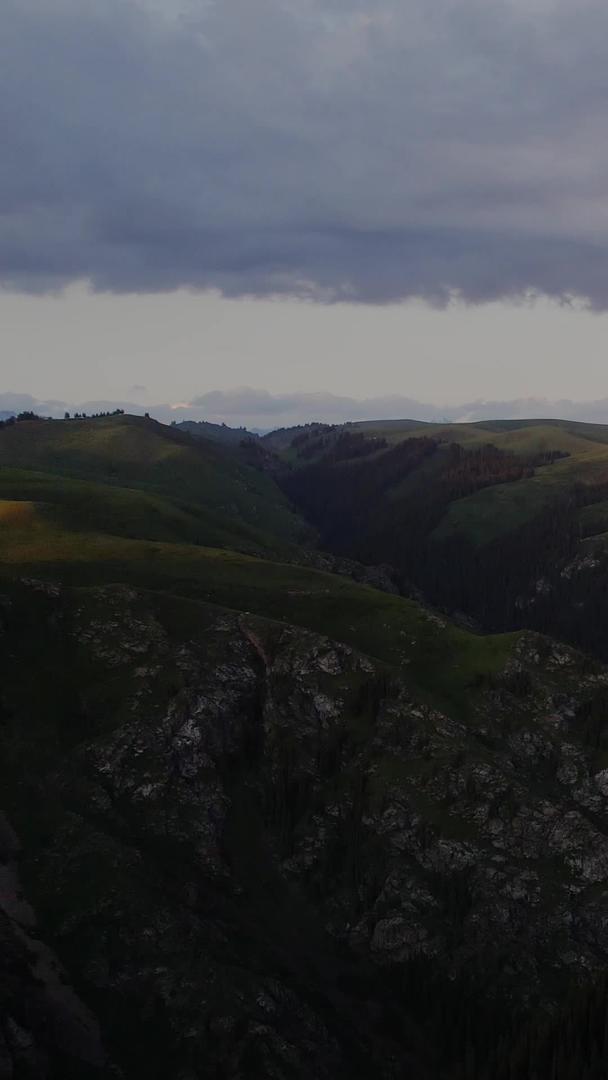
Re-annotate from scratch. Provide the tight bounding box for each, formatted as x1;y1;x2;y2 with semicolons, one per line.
6;412;608;671
0;491;516;717
0;414;311;557
273;415;608;659
0;412;531;717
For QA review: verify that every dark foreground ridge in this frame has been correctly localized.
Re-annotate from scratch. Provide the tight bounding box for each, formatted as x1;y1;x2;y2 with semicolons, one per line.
3;580;608;1077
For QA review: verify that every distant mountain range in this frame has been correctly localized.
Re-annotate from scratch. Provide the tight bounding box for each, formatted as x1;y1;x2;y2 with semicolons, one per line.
7;388;608;430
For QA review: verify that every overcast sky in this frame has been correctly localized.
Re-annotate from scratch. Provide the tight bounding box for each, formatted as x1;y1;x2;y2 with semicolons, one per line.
3;0;608;417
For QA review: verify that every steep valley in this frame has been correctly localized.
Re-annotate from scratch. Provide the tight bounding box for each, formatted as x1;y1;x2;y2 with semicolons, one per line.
275;417;608;662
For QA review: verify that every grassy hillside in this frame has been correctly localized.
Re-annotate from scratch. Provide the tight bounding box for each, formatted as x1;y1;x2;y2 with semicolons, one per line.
0;498;517;716
271;415;608;659
426;425;608;544
347;415;608;456
0;414;311;556
349;415;608;444
275;414;608;544
2;409;604;705
348;419;608;527
0;465;304;555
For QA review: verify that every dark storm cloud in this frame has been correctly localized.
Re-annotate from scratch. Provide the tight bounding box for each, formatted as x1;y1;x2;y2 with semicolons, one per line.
4;0;608;304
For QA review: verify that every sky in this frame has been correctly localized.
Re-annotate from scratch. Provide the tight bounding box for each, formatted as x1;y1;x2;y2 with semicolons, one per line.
3;0;608;426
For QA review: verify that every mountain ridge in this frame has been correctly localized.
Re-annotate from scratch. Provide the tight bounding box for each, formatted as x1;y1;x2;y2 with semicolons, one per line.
3;411;608;1077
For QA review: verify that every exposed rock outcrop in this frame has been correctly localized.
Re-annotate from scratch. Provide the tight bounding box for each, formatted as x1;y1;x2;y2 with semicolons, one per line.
0;813;106;1079
3;582;608;1076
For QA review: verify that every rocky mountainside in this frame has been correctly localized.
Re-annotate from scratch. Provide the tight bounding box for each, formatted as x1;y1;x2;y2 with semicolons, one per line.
0;808;104;1079
4;579;608;1077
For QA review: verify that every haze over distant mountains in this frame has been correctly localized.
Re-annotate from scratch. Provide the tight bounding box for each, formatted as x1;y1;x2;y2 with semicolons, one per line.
6;388;608;431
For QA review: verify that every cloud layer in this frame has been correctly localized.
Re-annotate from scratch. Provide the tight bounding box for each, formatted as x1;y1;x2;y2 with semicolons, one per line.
4;1;608;304
8;388;608;430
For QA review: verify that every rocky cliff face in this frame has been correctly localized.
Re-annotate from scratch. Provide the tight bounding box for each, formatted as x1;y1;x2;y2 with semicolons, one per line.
0;812;104;1079
2;581;608;1076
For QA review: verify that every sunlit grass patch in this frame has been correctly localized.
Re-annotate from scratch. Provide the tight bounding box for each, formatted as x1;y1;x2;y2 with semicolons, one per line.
0;500;38;526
